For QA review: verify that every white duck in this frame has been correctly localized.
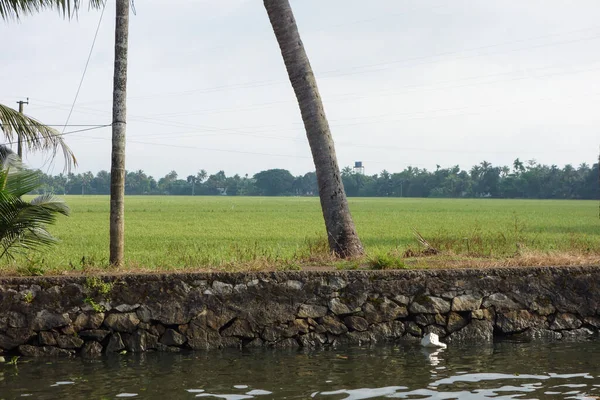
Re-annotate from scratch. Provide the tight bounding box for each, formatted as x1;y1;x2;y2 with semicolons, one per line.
420;332;447;349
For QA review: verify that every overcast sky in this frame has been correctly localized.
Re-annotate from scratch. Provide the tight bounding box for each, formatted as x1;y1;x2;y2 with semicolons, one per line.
2;0;600;178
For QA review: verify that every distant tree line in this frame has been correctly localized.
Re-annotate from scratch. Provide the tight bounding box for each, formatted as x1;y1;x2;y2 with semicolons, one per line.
34;159;599;199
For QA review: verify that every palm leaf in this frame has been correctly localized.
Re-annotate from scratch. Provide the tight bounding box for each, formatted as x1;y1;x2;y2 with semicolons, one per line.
0;153;70;259
0;104;76;171
0;0;104;20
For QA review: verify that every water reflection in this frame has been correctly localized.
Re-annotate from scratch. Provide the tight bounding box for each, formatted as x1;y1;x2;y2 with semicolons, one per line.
0;341;599;399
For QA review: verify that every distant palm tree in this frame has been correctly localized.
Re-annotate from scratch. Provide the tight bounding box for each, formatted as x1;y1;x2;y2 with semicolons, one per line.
0;147;70;259
263;0;364;258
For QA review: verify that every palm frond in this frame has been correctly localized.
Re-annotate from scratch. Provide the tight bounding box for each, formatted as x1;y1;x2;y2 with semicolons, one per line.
0;0;104;21
0;157;70;259
0;104;76;171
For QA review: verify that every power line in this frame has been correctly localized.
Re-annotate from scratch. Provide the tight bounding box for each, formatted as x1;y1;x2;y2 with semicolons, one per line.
60;1;107;134
43;24;600;106
2;124;111;146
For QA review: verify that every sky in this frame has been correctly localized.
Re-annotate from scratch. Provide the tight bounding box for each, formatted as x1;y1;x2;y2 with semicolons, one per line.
1;0;600;179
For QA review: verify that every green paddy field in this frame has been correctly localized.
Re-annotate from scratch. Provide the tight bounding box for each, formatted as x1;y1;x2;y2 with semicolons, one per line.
2;196;599;275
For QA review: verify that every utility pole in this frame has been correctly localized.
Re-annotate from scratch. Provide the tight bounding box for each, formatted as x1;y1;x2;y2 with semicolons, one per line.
16;98;29;159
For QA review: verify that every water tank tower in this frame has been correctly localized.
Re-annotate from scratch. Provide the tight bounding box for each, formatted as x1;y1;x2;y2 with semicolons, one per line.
353;161;365;175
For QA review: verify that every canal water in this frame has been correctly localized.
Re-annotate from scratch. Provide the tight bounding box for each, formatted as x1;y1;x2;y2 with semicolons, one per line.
1;340;599;399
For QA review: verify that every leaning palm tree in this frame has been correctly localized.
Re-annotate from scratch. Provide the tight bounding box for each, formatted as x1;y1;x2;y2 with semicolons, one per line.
263;0;364;257
0;147;70;260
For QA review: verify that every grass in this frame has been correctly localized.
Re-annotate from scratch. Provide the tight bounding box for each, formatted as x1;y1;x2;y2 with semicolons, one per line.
1;196;599;275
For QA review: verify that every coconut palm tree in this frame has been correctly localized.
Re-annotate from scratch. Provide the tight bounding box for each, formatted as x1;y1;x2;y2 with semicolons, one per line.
109;0;129;266
2;0;128;266
262;0;364;257
0;146;70;260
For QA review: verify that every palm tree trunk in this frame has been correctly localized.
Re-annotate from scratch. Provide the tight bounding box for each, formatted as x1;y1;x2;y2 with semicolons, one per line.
263;0;364;257
109;0;129;266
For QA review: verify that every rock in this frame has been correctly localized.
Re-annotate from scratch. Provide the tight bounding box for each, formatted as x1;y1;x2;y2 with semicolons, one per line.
435;314;447;325
61;325;76;336
319;315;348;335
405;321;422;337
513;328;562;341
221;319;256;339
362;298;408;324
415;314;436;327
160;329;186;346
424;324;447;338
78;330;110;342
81;341;103;359
561;328;595;341
409;296;450;314
212;281;233;295
447;320;493;343
298;332;327;347
103;313;140;333
56;335;84;349
126;330;158;352
496;310;547;334
447;312;468;333
244;338;264;348
328;276;347;290
584;316;600;328
294;319;310;334
452;295;482;312
114;304;140;313
285;280;303;290
272;338;299;348
344;331;374;345
371;321;405;341
136;305;152;323
0;329;36;350
328;298;354;316
483;293;520;311
471;309;494;321
297;304;328;319
531;299;556;316
39;331;57;346
2;312;27;329
31;310;71;331
156;343;182;352
344;316;369;332
147;301;191;325
393;294;410;306
186;323;221;350
261;326;281;342
106;333;125;352
19;345;74;358
550;313;582;330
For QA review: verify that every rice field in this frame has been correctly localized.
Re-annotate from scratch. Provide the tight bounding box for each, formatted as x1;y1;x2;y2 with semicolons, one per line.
2;196;599;275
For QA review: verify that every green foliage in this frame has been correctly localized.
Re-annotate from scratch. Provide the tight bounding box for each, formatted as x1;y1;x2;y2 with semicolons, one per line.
23;292;33;303
31;158;599;199
368;254;406;270
7;356;19;366
83;297;105;313
0;152;70;260
85;277;113;295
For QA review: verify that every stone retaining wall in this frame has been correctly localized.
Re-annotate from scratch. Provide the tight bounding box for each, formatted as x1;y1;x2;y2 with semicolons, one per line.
0;266;599;357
